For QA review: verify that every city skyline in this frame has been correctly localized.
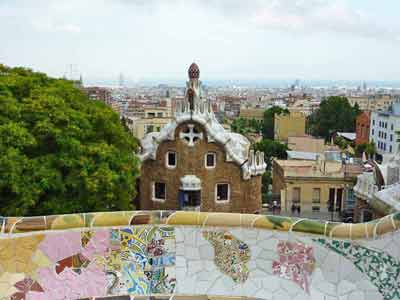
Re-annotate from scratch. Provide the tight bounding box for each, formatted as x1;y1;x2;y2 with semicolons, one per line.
1;0;400;81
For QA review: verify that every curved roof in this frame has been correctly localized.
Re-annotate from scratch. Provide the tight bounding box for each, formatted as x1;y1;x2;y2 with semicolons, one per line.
139;101;265;180
139;64;266;180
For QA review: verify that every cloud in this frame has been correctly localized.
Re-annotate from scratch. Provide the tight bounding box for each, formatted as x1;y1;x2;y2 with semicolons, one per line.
251;0;397;41
57;24;81;33
31;20;81;33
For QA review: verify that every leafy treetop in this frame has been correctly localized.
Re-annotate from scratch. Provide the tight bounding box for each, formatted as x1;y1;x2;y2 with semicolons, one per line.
0;64;140;216
307;96;360;141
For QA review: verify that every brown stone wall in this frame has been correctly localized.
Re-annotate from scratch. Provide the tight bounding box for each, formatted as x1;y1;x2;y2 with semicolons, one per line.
355;111;370;146
139;121;262;213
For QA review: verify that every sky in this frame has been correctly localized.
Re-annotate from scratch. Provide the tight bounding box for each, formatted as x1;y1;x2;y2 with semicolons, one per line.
1;0;400;83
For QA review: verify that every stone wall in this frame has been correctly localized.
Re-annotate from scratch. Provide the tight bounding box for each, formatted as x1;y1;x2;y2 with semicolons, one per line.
1;211;400;300
140;121;262;213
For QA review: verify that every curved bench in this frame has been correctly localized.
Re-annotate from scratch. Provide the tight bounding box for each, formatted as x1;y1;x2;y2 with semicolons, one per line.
1;211;399;300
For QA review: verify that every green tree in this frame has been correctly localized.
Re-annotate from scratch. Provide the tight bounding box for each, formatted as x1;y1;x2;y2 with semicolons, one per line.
355;141;376;159
334;136;348;151
0;65;140;216
254;139;288;201
231;117;262;135
365;141;376;159
262;106;289;139
308;96;359;140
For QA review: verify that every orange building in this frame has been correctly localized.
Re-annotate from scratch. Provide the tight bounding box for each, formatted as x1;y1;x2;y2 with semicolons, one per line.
355;111;370;145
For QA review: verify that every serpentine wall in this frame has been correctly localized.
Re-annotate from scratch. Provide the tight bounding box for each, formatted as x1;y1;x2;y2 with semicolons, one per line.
1;211;400;300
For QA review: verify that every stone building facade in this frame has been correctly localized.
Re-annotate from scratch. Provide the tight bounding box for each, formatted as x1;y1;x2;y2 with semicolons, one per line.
274;111;306;143
138;64;266;213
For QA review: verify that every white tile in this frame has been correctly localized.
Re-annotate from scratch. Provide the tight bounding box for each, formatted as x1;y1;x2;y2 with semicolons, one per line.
337;280;356;295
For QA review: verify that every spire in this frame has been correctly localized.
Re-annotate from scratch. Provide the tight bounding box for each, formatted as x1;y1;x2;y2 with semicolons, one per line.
188;62;200;80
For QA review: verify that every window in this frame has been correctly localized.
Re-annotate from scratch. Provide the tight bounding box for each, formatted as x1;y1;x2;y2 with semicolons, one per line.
312;188;321;204
146;125;154;133
292;187;301;203
372;129;374;135
166;151;176;168
205;152;216;168
215;183;230;202
157;112;163;117
390;134;393;142
391;124;394;130
147;112;156;118
390;145;393;153
153;182;166;201
373;120;375;125
312;206;320;212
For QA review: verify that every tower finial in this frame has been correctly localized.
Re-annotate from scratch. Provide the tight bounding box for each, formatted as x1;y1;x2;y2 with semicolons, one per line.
188;62;200;79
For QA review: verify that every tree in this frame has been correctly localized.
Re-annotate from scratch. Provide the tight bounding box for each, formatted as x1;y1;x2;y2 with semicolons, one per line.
308;96;359;140
0;65;140;216
334;136;348;151
231;117;262;135
254;139;288;201
365;141;376;159
262;106;289;139
355;142;376;159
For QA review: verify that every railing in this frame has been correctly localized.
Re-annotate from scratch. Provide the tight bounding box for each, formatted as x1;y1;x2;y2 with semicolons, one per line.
1;210;400;300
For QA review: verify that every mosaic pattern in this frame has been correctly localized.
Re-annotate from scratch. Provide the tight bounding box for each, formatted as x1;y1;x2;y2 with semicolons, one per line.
272;241;315;293
314;238;400;300
0;226;175;300
3;210;400;241
106;227;176;295
202;231;250;283
1;211;400;300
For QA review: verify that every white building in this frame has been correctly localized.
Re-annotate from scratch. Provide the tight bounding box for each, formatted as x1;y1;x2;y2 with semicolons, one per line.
369;100;400;160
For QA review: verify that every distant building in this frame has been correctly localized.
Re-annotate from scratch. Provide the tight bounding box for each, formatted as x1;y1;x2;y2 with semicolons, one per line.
370;100;400;160
219;96;243;118
239;108;265;121
355;111;370;146
334;132;356;143
287;135;336;153
138;64;266;213
272;155;362;218
83;87;112;105
274;112;306;142
348;95;394;112
126;107;173;140
288;98;320;116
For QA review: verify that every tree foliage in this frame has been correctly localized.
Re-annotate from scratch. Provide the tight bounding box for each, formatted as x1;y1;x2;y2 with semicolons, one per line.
262;106;289;139
0;64;140;216
230;117;263;135
307;96;360;140
355;142;376;159
254;139;288;201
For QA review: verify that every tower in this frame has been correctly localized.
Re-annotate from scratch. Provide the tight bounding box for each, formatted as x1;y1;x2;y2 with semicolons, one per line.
186;63;203;110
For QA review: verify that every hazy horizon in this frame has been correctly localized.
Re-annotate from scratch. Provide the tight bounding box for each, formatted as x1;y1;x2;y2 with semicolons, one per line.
2;0;400;82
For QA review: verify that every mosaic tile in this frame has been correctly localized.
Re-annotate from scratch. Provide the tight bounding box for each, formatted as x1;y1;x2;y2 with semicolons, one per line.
106;226;176;296
1;213;400;300
202;230;250;283
272;241;315;294
314;238;400;300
